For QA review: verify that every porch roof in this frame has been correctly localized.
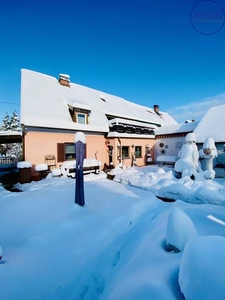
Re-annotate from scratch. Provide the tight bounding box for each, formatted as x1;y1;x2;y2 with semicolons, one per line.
155;121;199;136
0;130;22;143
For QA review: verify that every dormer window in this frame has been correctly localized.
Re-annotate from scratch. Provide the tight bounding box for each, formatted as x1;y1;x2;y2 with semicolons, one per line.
67;102;91;125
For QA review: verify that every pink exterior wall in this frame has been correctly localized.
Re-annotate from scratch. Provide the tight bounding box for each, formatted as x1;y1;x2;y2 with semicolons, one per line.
105;137;155;168
24;131;107;177
24;131;155;178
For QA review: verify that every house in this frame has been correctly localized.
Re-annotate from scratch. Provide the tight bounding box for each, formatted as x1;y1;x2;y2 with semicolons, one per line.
194;104;225;176
20;69;177;179
154;121;199;164
155;104;225;177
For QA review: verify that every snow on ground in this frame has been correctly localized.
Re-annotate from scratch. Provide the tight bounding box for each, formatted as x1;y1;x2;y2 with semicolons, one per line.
112;165;225;206
179;236;225;299
0;165;225;299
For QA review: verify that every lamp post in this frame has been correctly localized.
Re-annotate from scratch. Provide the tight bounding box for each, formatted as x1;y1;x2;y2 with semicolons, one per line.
74;132;86;206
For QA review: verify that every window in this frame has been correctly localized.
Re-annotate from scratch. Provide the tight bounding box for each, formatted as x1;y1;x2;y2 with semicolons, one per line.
76;113;86;124
68;105;90;124
65;143;75;159
135;146;142;158
122;146;129;159
57;143;86;162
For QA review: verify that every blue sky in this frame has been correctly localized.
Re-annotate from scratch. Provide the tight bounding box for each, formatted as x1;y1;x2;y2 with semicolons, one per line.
0;0;225;124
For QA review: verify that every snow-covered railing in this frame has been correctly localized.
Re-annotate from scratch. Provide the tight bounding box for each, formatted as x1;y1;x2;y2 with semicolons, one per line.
60;159;102;178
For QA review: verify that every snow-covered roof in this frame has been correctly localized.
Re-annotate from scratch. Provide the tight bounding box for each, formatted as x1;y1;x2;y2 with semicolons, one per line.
67;100;91;111
107;132;154;139
155;121;199;135
0;130;22;143
20;69;177;132
59;73;70;79
0;130;22;137
194;105;225;143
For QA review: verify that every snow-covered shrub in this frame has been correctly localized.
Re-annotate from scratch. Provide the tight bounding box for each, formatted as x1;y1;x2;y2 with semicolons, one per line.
165;207;198;252
179;236;225;299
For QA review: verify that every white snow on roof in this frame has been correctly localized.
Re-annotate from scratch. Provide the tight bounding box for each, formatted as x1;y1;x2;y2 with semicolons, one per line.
0;130;22;137
20;69;177;132
107;132;154;138
194;105;225;143
155;121;199;135
59;73;70;79
67;100;91;111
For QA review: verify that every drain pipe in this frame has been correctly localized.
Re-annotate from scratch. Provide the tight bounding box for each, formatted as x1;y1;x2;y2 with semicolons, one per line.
118;137;122;163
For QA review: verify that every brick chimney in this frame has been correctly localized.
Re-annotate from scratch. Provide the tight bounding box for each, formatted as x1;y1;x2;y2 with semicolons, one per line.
58;73;70;87
153;104;159;114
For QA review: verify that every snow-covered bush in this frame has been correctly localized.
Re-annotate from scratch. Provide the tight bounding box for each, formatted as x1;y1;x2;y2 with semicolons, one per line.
165;207;198;252
179;236;225;299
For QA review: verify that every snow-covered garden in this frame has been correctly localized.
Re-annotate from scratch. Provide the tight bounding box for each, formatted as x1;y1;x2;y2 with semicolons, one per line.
1;161;225;299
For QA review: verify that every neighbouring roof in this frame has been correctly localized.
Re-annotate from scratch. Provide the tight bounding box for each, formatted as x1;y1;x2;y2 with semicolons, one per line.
0;130;22;143
155;121;199;136
193;104;225;143
155;104;225;143
20;69;177;133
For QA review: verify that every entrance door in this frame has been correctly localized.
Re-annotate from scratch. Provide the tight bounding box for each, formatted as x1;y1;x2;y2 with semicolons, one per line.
108;145;113;165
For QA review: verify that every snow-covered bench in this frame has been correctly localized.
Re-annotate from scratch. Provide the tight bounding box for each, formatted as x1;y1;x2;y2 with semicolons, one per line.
156;155;178;166
60;159;101;178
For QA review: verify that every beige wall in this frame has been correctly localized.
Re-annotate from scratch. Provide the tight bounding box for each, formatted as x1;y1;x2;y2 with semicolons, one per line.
24;131;155;177
105;137;155;167
24;131;107;177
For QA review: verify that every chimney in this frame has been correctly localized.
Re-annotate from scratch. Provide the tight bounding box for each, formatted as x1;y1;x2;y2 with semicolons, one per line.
153;104;160;115
58;73;70;87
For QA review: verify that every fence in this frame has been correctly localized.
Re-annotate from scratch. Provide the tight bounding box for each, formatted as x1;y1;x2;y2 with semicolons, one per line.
0;157;18;166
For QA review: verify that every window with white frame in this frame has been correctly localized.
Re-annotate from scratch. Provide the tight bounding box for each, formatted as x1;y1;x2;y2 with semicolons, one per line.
68;105;90;124
76;113;86;124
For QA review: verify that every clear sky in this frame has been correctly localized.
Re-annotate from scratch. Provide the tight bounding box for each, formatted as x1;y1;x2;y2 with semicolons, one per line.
0;0;225;124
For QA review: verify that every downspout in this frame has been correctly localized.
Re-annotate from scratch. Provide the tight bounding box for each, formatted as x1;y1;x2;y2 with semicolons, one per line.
21;125;25;161
118;137;122;163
